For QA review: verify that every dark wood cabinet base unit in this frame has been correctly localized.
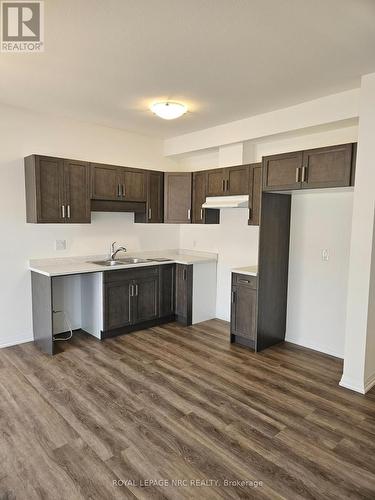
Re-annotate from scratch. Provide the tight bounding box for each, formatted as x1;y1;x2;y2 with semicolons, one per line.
231;193;291;352
257;192;291;351
175;264;193;326
230;273;257;349
31;271;54;355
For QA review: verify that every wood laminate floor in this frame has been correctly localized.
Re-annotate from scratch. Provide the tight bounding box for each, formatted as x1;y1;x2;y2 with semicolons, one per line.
1;319;375;499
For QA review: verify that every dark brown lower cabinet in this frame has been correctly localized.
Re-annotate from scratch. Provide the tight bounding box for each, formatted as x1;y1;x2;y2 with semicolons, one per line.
104;279;132;330
230;273;257;349
175;264;193;326
159;264;175;317
132;275;159;323
102;264;187;338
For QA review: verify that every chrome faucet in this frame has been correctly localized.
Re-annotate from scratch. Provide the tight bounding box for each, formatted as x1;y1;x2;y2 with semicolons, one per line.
110;241;127;260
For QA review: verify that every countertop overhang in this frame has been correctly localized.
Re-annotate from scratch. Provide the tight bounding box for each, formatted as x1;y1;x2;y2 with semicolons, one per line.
29;249;218;277
231;265;258;276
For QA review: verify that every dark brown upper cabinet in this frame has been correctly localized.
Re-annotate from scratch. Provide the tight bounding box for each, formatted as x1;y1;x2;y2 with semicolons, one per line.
192;171;220;224
25;155;90;223
248;163;262;226
262;151;303;191
63;159;91;223
135;170;164;223
91;163;146;202
263;143;356;192
206;165;249;196
164;172;192;224
301;144;354;189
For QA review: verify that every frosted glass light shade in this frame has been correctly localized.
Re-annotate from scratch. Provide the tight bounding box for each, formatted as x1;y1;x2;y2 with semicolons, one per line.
150;101;187;120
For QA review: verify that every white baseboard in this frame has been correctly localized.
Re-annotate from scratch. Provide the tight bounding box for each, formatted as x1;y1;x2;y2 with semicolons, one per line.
0;335;33;349
285;337;344;359
364;371;375;393
339;375;365;394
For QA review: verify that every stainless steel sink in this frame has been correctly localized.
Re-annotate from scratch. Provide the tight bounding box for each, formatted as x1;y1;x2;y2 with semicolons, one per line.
90;260;124;266
117;257;152;264
89;257;153;267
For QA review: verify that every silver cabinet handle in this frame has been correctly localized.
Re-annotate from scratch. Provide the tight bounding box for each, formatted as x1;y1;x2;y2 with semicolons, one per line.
67;205;71;219
135;284;138;296
62;205;65;218
222;179;225;192
226;179;229;191
239;279;250;284
148;208;152;220
302;166;307;183
295;167;300;183
130;284;134;296
117;184;121;197
122;185;126;198
200;209;203;220
231;291;236;303
187;209;191;220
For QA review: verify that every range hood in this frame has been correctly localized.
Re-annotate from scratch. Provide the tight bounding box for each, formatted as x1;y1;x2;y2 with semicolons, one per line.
202;195;249;209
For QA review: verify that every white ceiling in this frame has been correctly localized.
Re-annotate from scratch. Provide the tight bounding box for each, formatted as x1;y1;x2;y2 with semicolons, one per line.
1;0;374;138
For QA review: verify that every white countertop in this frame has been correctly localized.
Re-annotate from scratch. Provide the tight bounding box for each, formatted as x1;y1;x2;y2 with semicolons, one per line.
231;265;258;276
29;249;218;277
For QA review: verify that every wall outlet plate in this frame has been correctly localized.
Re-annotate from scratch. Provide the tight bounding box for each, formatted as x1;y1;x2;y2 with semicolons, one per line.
55;239;67;251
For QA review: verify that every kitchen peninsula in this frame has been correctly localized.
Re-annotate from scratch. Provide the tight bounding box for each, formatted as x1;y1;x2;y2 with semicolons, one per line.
29;249;217;355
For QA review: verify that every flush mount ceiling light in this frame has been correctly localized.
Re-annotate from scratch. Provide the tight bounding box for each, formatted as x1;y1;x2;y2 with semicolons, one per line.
150;101;187;120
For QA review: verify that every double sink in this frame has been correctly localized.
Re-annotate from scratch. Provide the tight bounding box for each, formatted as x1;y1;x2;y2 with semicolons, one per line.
90;257;171;267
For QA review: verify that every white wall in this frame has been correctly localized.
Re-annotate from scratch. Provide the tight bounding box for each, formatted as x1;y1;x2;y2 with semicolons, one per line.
180;209;259;321
341;73;375;393
286;191;354;358
178;122;358;357
0;103;180;348
165;89;359;155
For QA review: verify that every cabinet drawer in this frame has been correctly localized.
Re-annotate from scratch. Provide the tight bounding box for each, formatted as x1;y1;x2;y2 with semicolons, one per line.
103;266;159;283
232;273;257;289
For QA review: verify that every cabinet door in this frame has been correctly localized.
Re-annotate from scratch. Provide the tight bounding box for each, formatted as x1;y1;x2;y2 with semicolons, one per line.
248;163;262;226
192;171;206;224
148;171;164;223
133;276;159;324
91;164;122;200
230;283;257;340
104;280;132;330
122;169;146;201
302;143;354;189
36;156;64;223
262;151;303;191
159;264;175;317
206;168;226;196
63;160;91;223
164;172;192;224
226;165;249;195
175;264;193;325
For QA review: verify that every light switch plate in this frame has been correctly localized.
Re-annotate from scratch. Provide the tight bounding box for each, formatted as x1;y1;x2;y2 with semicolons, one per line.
55;239;67;251
322;249;329;261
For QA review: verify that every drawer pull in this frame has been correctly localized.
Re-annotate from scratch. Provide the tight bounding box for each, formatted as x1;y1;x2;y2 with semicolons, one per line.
239;279;251;284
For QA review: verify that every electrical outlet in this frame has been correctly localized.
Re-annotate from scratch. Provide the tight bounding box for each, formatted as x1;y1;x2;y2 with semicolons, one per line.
55;239;67;251
321;249;329;261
